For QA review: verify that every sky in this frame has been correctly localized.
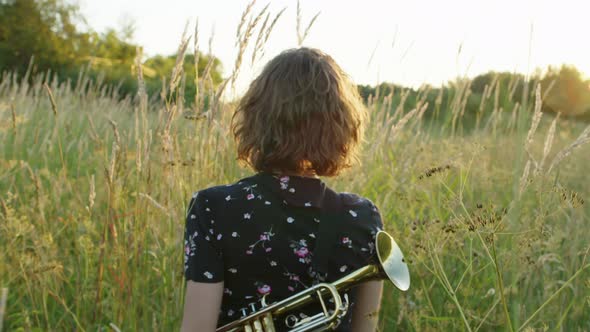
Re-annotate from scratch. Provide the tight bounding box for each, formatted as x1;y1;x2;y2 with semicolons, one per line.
79;0;590;96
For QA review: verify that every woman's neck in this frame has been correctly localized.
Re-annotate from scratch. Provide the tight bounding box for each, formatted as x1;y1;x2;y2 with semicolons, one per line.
269;170;319;179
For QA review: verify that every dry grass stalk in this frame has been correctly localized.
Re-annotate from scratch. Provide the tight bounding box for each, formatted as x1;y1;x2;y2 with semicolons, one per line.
250;6;285;64
43;83;58;116
391;107;419;140
135;47;147;113
251;12;270;65
416;102;430;120
169;26;191;95
0;288;8;332
88;174;96;210
198;30;216;110
547;124;590;174
301;12;320;45
519;160;531;195
10;102;16;135
108;119;121;147
236;0;257;46
525;84;543;148
539;112;560;172
523;83;543;172
509;102;520;130
138;193;173;217
296;0;302;45
493;79;500;111
85;113;101;144
193;19;200;112
106;142;119;187
263;8;286;46
230;3;269;88
296;0;320;46
392;89;409;120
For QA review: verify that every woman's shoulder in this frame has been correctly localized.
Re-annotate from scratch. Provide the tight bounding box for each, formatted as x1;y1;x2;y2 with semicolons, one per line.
189;174;260;203
339;192;378;210
330;191;383;230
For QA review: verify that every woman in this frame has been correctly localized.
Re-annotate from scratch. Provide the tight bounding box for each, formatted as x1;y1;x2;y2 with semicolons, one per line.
182;47;384;331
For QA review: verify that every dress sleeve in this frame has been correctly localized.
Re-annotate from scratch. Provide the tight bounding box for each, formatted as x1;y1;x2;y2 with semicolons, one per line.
366;199;384;231
184;191;224;283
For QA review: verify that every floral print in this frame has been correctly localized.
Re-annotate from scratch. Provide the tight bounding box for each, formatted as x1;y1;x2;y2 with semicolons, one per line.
183;172;383;331
290;239;312;264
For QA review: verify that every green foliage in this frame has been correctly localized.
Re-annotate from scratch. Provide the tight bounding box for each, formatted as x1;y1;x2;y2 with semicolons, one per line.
541;65;590;117
143;53;223;109
0;0;224;105
360;69;590;130
0;0;86;73
1;61;589;331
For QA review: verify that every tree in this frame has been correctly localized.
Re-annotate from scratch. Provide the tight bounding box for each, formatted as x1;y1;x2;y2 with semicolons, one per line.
0;0;225;105
0;0;86;75
541;65;590;117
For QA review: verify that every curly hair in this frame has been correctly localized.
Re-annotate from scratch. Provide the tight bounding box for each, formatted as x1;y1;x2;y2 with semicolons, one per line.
231;47;366;177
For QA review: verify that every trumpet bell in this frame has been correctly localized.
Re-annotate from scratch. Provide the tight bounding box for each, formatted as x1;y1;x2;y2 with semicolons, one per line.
376;231;410;291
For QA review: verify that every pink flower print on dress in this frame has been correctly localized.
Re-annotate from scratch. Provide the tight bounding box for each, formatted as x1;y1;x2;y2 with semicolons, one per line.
288;286;295;292
242;184;259;200
341;236;353;248
247;227;274;254
290;239;312;264
279;176;289;183
257;284;272;295
295;247;309;258
184;231;198;271
246;249;253;255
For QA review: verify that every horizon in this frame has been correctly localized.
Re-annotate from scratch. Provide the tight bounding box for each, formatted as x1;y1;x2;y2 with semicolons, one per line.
79;0;590;97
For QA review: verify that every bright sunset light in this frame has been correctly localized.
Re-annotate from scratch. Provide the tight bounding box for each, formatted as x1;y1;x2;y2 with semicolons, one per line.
81;0;590;93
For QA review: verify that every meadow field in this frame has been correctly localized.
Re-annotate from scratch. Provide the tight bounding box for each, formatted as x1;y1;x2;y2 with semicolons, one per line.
1;11;590;332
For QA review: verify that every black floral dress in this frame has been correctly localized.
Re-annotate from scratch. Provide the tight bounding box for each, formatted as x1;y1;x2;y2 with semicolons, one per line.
184;172;383;331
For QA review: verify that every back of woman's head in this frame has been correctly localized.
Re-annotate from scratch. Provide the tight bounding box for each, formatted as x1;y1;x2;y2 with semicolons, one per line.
232;47;366;177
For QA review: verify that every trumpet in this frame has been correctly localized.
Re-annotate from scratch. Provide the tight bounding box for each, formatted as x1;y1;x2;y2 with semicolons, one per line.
217;231;410;332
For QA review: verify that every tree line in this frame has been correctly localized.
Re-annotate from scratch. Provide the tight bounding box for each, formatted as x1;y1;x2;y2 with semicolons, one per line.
0;0;223;105
1;0;588;120
359;65;590;122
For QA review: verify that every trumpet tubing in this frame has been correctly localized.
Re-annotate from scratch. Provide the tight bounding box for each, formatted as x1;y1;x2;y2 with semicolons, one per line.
216;231;410;332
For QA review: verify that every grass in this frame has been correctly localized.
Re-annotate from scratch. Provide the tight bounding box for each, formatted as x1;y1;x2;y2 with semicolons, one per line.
1;3;589;331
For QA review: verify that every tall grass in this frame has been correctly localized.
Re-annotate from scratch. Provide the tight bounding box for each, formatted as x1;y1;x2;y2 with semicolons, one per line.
1;2;589;331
